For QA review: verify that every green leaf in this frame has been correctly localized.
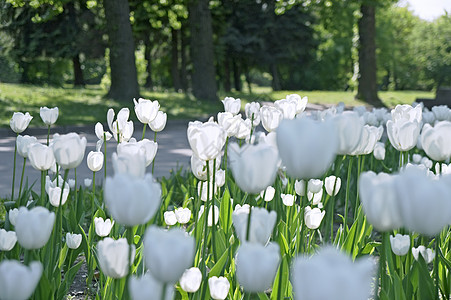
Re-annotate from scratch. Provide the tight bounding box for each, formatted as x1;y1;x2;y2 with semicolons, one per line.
209;246;230;277
57;259;84;300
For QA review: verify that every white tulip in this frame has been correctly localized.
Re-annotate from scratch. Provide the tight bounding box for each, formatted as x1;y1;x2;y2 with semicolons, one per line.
51;133;87;169
260;105;283;132
304;206;325;229
412;246;435;264
87;151;104;172
198;205;220;227
275;98;297;120
175;207;191;224
333;111;364;155
15;206;55;249
112;151;146;178
222;97;241;115
94;217;114;237
286;94;308;114
390;234;410;256
28;143;55;171
66;233;82;250
307;189;323;205
143;226;195;283
373;142;386;160
187;121;226;161
0;260;42;300
208;276;230;300
97;238;134;278
420;121;451;161
245;102;261;126
95;122;112;141
8;208;19;226
164;211;177;226
129;273;174;300
325;175;341;196
307;179;323;194
232;206;277;244
10;112;33;134
45;175;70;207
236;242;280;292
133;98;159;124
294;180;306;196
149;111;167;132
281;193;295;206
16;135;38;158
107;108;134;143
180;267;202;293
0;229;17;251
39;107;58;125
259;186;275;202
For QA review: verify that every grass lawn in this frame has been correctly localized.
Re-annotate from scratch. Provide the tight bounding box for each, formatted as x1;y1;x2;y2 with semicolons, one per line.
0;83;434;128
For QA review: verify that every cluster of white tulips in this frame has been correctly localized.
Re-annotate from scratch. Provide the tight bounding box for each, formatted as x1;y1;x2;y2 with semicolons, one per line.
2;94;451;300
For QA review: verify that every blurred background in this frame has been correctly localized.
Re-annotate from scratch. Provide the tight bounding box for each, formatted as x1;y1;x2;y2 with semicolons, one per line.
0;0;449;125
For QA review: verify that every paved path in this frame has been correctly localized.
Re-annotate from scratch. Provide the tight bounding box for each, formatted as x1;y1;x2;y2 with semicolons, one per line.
0;120;193;198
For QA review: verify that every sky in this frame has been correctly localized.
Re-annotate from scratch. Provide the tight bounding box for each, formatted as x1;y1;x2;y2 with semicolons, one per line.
399;0;451;21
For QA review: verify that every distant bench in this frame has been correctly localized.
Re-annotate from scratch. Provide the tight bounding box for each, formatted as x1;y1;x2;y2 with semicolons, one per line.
416;87;451;109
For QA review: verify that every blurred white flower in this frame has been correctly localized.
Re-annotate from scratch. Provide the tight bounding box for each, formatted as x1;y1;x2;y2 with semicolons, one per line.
232;206;277;244
259;186;275;202
281;193;295;206
260;105;283;132
15;206;55;249
16;135;38;158
412;245;435;264
129;272;173;300
390;234;410;256
0;229;17;251
198;205;220;227
208;276;230;300
97;238;134;278
420;121;451;161
0;260;42;300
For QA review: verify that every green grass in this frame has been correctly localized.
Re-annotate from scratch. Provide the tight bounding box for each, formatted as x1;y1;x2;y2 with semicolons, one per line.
0;83;434;128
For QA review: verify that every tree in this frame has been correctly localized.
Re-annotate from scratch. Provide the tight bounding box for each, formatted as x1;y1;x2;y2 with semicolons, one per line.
188;0;218;101
103;0;139;101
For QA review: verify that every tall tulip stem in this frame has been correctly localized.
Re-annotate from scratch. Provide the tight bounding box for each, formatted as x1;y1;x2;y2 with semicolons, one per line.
246;204;253;241
344;156;353;230
19;157;26;200
92;171;96;216
103;132;107;179
11;133;18;201
46;125;50;146
40;170;46;207
211;159;217;262
200;160;211;300
152;132;157;174
142;123;147;140
161;283;167;300
125;227;134;298
435;235;440;300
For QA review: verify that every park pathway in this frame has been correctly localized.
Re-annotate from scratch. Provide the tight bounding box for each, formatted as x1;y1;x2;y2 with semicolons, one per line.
0;120;192;198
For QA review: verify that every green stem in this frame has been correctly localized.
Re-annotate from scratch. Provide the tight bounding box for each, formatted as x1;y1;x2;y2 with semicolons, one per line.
223;137;228;171
19;157;26;200
276;257;284;300
378;232;388;300
125;227;134;298
211;159;217;262
116;120;120;144
161;282;167;300
92;171;96;216
152;131;157;174
200;161;211;299
40;170;46;207
435;235;440;300
46;125;50;146
344;156;353;230
246;204;253;241
11;134;18;201
249;113;255;142
103;132;107;180
142;123;147;140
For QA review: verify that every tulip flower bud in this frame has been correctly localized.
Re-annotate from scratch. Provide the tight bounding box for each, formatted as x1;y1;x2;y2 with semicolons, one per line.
97;238;134;278
8;208;19;226
15;206;55;249
104;173;161;227
325;175;341;196
277;117;338;179
0;229;17;251
10;112;33;133
304;206;325;229
259;186;275;202
222;97;241;115
232;206;276;244
281;193;295;206
16;135;38;158
294;180;306;196
94;217;114;237
133;98;159;124
307;179;323;194
236;243;280;293
412;246;435;264
373;142;385;160
39;107;59;125
143;226;195;283
164;211;177;226
291;247;375;300
175;207;191;224
52;133;87;169
209;276;230;300
149;111;167;132
420;121;451;161
45;175;70;207
260;105;283;132
187;121;226;161
66;233;82;250
87;151;104;172
245;102;261;126
390;234;410;256
28;143;55;171
287;94;308;114
129;273;174;300
228;142;279;194
275;98;297;120
0;260;42;300
180;267;202;293
107;108;134;143
359;171;402;232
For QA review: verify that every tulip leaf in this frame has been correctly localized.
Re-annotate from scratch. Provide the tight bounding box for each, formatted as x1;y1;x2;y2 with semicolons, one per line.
219;188;232;233
214;228;227;260
57;259;84;300
58;244;68;269
258;292;270;300
175;286;190;300
209;246;230;277
34;272;53;300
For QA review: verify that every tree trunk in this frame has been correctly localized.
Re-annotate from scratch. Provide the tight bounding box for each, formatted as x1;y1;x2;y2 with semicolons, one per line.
271;63;281;91
244;63;252;94
356;3;384;106
72;54;85;86
103;0;139;101
232;59;241;92
224;56;231;93
180;23;189;91
188;0;218;101
144;34;153;89
171;28;182;92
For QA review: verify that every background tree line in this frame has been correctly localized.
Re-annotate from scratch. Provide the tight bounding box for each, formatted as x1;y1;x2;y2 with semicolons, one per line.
0;0;449;104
